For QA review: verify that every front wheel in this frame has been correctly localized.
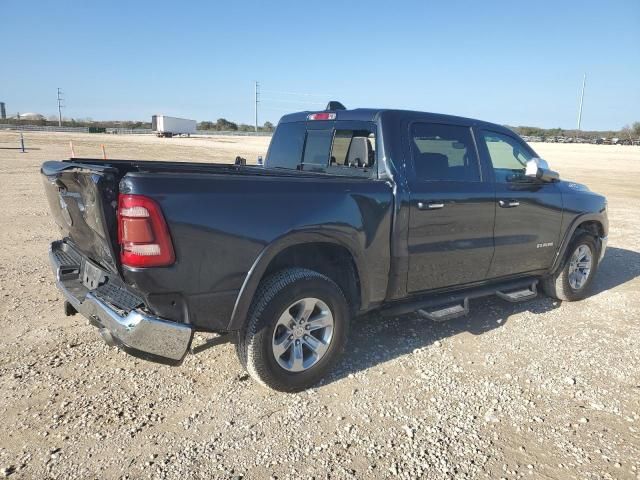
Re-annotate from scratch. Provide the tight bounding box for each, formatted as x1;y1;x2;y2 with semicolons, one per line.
542;232;599;301
236;268;350;392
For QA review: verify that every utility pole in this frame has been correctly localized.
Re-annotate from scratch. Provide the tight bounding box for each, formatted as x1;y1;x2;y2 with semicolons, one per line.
254;81;260;132
577;73;586;132
57;88;64;127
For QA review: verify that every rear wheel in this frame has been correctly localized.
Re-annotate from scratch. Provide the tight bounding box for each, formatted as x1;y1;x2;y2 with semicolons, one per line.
236;268;350;392
542;232;599;301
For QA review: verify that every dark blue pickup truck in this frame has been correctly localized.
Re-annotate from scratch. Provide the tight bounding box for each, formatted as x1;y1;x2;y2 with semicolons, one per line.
42;106;608;391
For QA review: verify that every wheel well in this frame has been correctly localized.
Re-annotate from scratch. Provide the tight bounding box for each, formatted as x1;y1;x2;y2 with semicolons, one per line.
262;243;361;314
575;220;603;238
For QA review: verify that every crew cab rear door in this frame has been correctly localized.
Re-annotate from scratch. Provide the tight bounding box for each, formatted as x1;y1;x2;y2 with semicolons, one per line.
476;130;563;277
405;121;495;292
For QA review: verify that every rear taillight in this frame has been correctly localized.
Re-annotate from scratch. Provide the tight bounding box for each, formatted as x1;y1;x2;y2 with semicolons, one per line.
118;194;175;267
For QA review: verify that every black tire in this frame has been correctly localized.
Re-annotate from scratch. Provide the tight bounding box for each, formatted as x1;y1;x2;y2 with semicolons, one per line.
236;268;350;392
542;231;599;301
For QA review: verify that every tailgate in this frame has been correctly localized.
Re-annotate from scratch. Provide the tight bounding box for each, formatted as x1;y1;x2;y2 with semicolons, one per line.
41;161;121;273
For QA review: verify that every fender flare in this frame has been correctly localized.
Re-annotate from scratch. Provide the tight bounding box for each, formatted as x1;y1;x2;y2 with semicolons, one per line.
226;230;370;331
549;212;606;275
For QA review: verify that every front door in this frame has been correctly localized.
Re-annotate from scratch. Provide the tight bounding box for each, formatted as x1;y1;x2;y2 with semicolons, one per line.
406;122;496;293
477;129;563;277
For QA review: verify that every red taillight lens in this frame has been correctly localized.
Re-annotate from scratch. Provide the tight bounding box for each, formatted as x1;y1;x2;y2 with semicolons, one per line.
118;194;175;267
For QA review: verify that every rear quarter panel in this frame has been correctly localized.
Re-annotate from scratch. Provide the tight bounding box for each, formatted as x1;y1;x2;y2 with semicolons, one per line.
120;172;394;331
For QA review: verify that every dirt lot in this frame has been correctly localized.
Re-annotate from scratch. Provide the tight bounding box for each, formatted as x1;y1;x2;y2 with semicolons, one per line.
0;130;638;479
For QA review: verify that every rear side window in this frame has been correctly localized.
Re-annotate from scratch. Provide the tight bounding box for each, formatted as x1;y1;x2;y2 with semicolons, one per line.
265;122;305;169
410;123;480;182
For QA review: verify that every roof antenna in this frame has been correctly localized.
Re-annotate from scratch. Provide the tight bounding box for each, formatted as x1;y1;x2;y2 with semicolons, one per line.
325;101;346;111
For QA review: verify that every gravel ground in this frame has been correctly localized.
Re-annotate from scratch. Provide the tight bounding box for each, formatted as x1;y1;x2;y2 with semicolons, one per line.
0;131;639;479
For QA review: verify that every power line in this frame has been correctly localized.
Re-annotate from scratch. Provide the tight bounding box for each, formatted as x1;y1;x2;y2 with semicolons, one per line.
57;88;64;127
261;89;335;98
260;98;326;106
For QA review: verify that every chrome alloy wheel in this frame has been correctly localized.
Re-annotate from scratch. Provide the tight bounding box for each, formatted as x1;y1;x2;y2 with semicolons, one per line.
568;244;593;290
271;297;334;372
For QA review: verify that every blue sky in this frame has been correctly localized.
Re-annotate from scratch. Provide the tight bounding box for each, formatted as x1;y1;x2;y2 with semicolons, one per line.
3;0;639;130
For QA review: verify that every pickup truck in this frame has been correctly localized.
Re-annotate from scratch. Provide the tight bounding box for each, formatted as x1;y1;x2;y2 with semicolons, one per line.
42;106;608;391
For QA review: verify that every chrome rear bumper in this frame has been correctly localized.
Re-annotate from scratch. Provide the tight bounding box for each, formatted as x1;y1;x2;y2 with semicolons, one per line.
49;241;192;361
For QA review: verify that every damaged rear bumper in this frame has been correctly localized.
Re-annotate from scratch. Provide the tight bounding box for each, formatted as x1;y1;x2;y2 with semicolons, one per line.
49;241;193;362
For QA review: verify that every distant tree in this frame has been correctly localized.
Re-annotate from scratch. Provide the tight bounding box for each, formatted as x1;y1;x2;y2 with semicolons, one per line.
198;121;215;130
237;123;254;132
215;118;238;131
263;121;274;132
632;122;640;137
620;125;633;140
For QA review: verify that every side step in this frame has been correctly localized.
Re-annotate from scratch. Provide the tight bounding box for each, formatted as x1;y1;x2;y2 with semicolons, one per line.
496;281;538;303
380;276;541;321
418;298;469;322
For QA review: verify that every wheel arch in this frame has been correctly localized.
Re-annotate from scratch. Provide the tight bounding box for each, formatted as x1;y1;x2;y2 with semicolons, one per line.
227;232;368;331
550;213;606;275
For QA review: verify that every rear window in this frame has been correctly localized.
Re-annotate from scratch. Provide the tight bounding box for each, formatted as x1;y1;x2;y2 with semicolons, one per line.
265;121;377;177
303;130;333;166
265;122;305;169
330;130;375;168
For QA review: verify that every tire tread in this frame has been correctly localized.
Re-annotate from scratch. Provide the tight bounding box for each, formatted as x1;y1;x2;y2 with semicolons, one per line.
237;268;348;392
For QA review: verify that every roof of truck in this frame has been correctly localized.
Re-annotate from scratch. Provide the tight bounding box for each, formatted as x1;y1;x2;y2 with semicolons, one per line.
279;108;510;133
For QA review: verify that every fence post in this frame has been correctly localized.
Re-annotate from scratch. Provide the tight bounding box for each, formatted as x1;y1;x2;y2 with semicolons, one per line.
20;133;26;153
101;144;107;160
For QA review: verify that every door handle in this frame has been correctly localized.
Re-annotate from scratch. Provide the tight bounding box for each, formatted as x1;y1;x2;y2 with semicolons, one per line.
418;201;445;210
498;199;520;208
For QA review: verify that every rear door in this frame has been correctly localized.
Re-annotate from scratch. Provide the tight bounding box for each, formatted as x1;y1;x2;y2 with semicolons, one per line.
477;130;563;277
406;122;495;292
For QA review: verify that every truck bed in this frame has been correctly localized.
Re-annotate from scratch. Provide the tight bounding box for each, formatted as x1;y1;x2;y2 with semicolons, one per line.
41;158;394;332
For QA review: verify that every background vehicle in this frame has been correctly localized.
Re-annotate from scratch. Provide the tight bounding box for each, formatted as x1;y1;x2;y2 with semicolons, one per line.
152;115;197;138
42;107;608;391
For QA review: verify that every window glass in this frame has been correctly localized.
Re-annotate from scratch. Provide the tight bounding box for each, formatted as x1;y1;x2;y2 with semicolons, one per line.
302;130;332;167
410;123;480;182
265;122;305;169
266;121;376;177
481;131;534;182
330;130;376;168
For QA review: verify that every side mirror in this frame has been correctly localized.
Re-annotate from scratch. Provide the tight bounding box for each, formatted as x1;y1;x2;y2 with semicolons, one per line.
525;157;559;182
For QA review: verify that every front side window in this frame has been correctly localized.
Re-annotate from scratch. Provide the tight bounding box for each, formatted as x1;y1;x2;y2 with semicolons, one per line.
411;123;480;182
481;131;534;183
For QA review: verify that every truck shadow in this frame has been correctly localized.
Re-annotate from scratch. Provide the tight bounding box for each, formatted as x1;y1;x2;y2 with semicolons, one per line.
590;246;640;295
326;246;639;385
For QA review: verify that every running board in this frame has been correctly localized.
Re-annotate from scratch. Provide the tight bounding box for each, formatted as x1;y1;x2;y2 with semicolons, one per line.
380;276;540;320
418;298;469;322
496;281;538;303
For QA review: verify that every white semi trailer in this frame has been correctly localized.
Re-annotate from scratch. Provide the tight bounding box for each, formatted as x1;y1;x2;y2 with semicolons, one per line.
152;115;197;138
